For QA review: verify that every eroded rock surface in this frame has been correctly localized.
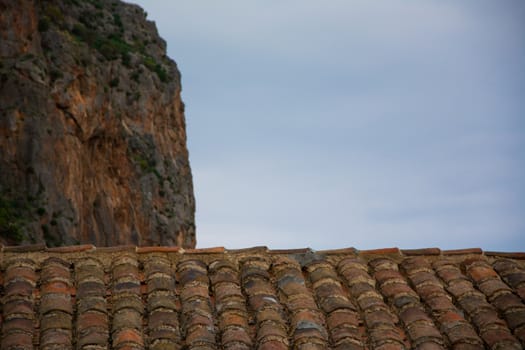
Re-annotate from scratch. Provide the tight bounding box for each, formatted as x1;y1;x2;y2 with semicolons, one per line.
0;0;195;247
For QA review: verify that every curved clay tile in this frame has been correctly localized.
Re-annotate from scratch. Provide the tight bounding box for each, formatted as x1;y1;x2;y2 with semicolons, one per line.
0;245;524;349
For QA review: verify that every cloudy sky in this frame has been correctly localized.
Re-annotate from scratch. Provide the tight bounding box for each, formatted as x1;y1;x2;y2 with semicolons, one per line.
129;1;524;251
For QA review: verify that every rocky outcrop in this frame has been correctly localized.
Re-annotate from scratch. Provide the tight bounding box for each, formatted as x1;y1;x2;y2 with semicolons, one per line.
0;0;195;247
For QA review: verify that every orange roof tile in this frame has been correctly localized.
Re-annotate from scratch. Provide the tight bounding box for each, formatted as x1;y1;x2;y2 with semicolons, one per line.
0;245;524;349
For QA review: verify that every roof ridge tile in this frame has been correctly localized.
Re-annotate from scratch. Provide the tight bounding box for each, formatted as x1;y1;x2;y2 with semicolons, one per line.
442;248;483;255
1;244;525;258
46;244;95;253
268;248;313;254
96;245;137;253
184;246;225;254
484;251;525;260
316;247;357;255
401;248;441;256
4;243;47;252
226;246;268;254
359;247;402;257
136;246;181;253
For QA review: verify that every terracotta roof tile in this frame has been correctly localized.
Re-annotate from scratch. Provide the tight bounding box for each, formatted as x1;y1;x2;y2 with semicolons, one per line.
137;246;181;253
210;259;252;349
442;248;483;256
400;257;483;348
1;257;38;350
268;248;314;255
316;247;358;255
485;251;525;259
74;256;109;348
433;258;522;349
360;247;402;256
95;245;138;253
492;258;525;302
3;243;46;252
184;246;225;254
45;244;96;253
1;245;525;348
227;246;269;254
338;257;408;348
401;248;442;256
370;258;446;349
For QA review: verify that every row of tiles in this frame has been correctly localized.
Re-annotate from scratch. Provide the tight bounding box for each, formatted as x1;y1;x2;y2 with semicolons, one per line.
0;251;524;349
1;244;525;259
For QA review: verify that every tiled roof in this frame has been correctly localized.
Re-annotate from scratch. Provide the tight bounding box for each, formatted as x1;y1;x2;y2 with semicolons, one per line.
1;245;524;349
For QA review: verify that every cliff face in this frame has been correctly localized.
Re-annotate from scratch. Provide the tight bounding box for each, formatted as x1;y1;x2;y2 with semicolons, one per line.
0;0;196;247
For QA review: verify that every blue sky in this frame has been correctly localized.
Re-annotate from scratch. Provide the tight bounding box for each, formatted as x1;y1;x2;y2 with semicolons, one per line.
129;1;525;251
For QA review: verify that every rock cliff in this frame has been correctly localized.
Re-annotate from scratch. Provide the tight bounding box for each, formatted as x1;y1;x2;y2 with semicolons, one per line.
0;0;196;247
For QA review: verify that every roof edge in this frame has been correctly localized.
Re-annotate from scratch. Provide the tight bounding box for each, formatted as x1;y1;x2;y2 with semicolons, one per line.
1;244;524;259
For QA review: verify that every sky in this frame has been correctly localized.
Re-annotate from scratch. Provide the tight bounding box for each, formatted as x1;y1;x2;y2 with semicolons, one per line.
129;1;525;251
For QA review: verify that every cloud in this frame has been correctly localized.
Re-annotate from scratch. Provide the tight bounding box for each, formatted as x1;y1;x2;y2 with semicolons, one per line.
193;150;524;250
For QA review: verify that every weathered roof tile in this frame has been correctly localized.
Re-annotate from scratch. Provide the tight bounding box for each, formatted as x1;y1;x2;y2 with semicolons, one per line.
40;328;72;349
1;245;525;349
45;244;95;253
1;332;34;350
442;248;483;255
